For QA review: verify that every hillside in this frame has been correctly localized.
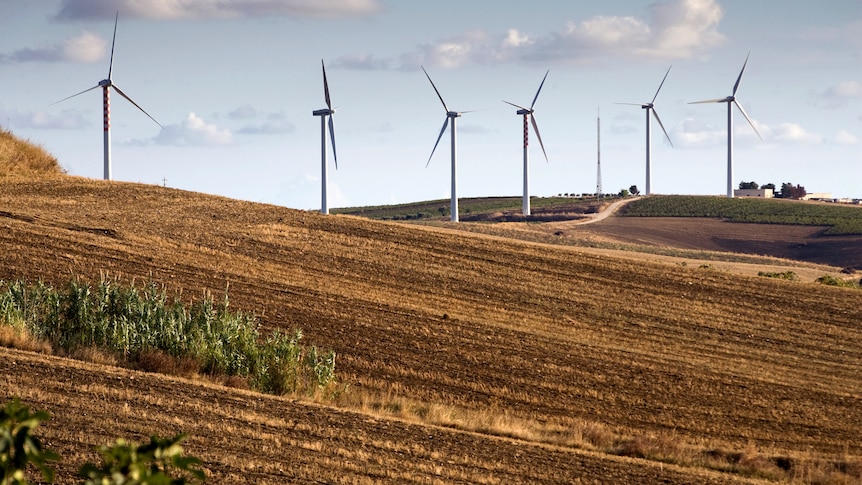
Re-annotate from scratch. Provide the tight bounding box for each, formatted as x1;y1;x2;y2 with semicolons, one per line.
0;128;64;179
1;134;861;483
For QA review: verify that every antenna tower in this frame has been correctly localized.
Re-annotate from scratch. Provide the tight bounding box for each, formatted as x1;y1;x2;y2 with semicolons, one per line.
596;108;602;199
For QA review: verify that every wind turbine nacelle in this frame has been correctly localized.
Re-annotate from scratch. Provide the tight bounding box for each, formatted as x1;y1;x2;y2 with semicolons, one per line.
313;108;333;116
516;109;532;115
99;79;111;87
447;111;461;118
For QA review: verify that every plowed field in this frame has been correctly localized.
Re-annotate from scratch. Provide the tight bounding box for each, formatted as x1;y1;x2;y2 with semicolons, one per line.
1;178;861;484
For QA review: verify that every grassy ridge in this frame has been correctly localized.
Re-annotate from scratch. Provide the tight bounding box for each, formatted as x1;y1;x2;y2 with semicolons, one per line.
333;196;593;220
621;195;862;235
0;129;64;179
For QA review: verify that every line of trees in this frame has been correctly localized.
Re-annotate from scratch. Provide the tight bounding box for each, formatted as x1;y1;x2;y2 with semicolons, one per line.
738;181;807;199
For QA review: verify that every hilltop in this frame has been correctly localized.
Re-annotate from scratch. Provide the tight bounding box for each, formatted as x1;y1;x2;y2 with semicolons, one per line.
0;128;64;180
1;133;861;483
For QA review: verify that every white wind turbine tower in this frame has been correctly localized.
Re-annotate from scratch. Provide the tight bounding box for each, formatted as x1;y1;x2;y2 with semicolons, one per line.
312;59;338;215
423;66;469;223
503;70;550;216
690;53;762;198
617;66;673;196
53;12;161;181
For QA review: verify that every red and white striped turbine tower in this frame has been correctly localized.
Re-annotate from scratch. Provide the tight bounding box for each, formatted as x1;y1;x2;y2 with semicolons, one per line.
54;12;161;181
504;70;549;216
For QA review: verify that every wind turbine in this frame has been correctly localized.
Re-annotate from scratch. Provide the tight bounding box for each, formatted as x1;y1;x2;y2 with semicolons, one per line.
689;53;762;198
53;12;161;181
503;70;549;216
423;66;469;223
617;66;673;196
312;59;338;215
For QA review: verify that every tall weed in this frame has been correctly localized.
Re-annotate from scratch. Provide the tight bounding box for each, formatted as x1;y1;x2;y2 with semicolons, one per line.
0;277;336;396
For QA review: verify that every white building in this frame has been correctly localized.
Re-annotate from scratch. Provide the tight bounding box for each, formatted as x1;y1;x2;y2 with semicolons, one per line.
733;188;774;198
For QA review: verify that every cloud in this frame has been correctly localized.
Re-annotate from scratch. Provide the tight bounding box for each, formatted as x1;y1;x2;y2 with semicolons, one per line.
767;123;823;144
399;0;725;69
54;0;381;20
815;81;862;108
0;31;106;64
151;112;232;146
1;109;92;130
332;53;392;71
833;130;859;145
227;106;295;135
674;117;826;147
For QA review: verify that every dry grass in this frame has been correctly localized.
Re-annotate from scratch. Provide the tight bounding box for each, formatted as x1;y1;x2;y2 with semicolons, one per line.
0;129;64;179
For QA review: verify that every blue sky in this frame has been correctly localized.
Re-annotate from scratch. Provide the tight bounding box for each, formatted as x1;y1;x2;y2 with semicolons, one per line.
1;0;860;209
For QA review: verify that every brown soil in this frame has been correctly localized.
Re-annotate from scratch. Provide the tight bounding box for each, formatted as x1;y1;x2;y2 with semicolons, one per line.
578;216;862;270
1;178;860;484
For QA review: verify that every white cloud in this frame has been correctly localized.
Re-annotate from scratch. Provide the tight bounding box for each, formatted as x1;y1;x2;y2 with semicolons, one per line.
152;112;232;146
767;123;823;144
1;109;92;130
54;0;381;20
226;106;295;134
332;53;391;71
0;31;106;64
398;0;726;69
834;130;859;145
63;31;107;63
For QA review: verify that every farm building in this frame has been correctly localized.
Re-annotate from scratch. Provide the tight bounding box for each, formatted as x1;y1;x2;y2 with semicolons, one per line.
733;188;774;198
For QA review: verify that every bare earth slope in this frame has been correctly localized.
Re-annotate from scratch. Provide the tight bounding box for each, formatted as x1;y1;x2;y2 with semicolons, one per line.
1;178;861;483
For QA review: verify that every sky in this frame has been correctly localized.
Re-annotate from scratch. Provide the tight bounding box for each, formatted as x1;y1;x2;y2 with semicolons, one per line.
1;0;860;210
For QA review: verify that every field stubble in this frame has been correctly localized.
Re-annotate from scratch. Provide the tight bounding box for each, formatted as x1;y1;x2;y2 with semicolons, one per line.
1;179;861;483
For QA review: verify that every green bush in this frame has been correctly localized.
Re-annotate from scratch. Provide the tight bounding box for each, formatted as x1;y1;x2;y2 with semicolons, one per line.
79;434;205;485
757;271;797;281
0;277;337;396
815;275;860;288
0;398;59;485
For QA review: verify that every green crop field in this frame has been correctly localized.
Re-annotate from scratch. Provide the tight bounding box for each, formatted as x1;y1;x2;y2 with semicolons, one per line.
620;195;862;235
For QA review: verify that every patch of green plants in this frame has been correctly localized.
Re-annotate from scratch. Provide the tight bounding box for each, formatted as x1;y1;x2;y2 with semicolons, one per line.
0;277;337;396
621;195;862;235
815;275;861;289
757;271;798;280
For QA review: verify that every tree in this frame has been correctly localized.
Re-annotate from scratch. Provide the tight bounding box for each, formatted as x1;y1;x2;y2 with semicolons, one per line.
780;182;807;199
618;188;630;197
762;183;776;191
79;434;205;485
629;185;640;196
0;399;59;485
739;181;759;189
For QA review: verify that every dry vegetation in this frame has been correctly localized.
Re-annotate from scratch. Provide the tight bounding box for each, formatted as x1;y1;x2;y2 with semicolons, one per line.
0;129;64;179
0;135;860;483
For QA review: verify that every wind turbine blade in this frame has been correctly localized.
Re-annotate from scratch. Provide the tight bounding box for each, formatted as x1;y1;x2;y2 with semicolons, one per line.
651;65;672;104
530;115;549;163
422;66;449;112
426;117;449;167
615;102;644;106
688;98;727;104
108;12;119;80
328;115;338;169
51;85;100;105
112;85;163;128
734;100;762;140
503;100;528;110
651;108;674;148
732;51;751;97
530;69;549;110
322;59;332;110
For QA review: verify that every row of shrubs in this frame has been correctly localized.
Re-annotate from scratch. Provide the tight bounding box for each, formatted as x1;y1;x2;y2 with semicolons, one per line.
0;277;337;396
1;397;204;484
757;271;862;289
